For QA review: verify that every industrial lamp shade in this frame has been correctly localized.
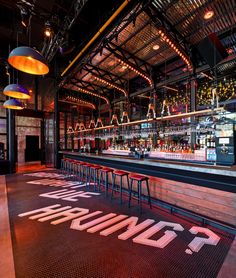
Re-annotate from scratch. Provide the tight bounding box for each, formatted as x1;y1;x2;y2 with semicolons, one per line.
3;84;30;99
8;46;49;75
3;99;24;110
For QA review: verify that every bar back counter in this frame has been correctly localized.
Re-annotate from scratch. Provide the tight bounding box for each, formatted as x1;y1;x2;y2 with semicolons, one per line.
60;151;236;232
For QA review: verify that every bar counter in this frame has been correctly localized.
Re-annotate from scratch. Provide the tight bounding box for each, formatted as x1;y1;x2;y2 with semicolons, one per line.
60;151;236;227
60;151;236;192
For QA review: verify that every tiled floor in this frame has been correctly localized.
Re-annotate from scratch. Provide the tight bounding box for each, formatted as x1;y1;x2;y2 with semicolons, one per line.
3;170;236;278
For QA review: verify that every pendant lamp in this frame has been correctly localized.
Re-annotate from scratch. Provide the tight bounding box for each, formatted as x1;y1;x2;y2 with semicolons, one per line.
3;99;24;110
3;84;30;99
8;46;49;75
95;117;103;128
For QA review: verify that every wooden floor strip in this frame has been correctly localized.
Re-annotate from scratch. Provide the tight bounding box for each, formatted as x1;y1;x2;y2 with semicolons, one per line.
217;237;236;278
0;175;16;278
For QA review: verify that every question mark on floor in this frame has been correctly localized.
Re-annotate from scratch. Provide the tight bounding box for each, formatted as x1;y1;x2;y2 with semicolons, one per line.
185;226;220;255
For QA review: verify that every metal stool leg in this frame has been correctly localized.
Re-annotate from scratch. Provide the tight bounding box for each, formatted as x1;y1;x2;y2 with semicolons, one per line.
146;179;152;209
120;176;123;204
128;179;133;208
139;181;142;213
111;174;116;200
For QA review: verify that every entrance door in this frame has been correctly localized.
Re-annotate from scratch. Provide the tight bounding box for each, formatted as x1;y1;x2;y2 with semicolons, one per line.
25;135;40;162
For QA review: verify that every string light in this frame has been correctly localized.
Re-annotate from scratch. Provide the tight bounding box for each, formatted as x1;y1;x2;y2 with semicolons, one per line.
63;96;96;109
118;59;153;87
94;76;127;97
71;85;110;104
157;28;191;68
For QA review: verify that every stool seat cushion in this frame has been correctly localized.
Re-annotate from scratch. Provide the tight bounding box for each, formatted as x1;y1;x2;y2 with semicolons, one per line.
101;167;113;172
129;174;148;181
114;170;128;176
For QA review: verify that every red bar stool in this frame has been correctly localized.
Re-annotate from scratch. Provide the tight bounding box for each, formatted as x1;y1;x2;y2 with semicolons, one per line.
89;165;102;191
73;161;83;182
98;167;114;196
111;170;129;204
128;174;152;213
80;162;90;184
65;159;74;178
60;157;68;175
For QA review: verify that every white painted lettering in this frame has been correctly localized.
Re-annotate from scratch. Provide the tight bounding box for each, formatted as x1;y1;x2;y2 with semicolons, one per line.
87;215;128;233
38;207;89;225
185;226;220;254
99;217;155;238
71;213;117;231
132;221;184;248
70;211;103;230
18;204;71;220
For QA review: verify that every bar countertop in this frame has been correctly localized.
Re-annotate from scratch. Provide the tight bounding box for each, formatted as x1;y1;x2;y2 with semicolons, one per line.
59;151;236;193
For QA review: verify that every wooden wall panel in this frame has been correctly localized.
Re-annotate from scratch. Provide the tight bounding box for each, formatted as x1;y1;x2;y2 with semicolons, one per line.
107;173;236;226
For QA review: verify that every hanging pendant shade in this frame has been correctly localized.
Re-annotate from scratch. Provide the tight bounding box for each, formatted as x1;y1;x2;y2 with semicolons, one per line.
3;99;24;110
8;46;49;75
3;84;30;99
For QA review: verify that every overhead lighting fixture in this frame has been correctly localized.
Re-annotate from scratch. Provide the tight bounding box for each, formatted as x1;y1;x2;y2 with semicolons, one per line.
204;10;214;20
44;28;51;37
3;84;30;99
44;21;53;37
8;46;49;75
3;99;24;110
152;44;160;50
